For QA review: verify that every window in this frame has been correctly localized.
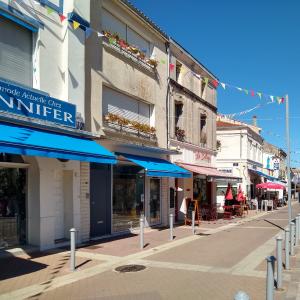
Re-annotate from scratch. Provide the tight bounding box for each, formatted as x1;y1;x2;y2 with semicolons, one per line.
103;86;151;125
200;114;207;145
175;61;182;81
102;9;151;57
174;102;183;128
0;17;33;87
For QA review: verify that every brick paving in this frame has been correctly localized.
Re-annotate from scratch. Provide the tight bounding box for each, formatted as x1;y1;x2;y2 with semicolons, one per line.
1;204;300;300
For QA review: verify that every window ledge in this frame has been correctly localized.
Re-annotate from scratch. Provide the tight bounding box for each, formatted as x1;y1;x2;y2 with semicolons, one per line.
102;37;156;74
103;121;157;142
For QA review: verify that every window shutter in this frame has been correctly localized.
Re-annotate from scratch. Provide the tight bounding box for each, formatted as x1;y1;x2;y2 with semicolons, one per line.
0;17;32;87
102;10;126;40
127;28;150;57
103;87;150;125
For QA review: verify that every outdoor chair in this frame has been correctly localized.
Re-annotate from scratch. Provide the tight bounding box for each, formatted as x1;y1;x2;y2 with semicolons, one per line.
267;200;273;211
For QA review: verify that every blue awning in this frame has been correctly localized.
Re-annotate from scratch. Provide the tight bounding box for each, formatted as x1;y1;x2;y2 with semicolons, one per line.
119;153;192;178
0;122;116;164
249;169;277;182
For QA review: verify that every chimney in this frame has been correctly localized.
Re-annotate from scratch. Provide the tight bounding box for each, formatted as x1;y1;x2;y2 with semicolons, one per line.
252;116;257;127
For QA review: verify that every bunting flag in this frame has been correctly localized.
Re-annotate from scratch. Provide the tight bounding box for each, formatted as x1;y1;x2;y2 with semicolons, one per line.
237;87;243;91
270;96;274;102
220;83;226;90
204;77;209;86
257;92;262;99
109;37;116;45
46;6;54;15
192;71;201;79
97;32;104;38
73;21;80;30
244;89;249;95
169;63;175;72
160;59;166;64
251;90;255;97
59;14;67;22
212;80;219;88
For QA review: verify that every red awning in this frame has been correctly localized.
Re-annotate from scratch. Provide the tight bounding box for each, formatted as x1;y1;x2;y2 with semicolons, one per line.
176;162;241;180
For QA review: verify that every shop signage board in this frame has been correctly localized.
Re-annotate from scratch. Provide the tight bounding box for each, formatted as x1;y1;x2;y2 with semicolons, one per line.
0;80;76;128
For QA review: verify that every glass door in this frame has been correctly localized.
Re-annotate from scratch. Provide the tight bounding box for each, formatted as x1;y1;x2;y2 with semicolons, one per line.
149;178;161;225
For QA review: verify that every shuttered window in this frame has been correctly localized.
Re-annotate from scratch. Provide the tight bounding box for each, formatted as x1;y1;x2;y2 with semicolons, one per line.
0;17;33;87
102;9;151;57
127;28;150;57
102;9;126;40
103;87;150;125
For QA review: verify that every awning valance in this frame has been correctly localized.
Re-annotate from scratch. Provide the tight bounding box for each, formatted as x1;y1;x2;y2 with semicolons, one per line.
249;169;277;182
118;153;192;178
177;162;242;182
0;122;116;164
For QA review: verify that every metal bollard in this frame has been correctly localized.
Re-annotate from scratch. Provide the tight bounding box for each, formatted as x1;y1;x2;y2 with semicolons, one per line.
290;222;295;256
192;211;195;235
169;213;174;241
296;217;299;246
298;214;300;242
266;256;275;300
285;228;290;270
233;291;250;300
276;236;283;289
70;228;76;272
140;216;144;250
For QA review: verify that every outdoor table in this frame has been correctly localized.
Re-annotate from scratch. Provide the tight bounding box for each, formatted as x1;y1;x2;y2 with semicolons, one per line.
261;199;268;212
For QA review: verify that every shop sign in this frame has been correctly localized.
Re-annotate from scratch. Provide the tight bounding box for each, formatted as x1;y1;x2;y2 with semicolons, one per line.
218;168;233;174
0;80;76;128
195;151;211;163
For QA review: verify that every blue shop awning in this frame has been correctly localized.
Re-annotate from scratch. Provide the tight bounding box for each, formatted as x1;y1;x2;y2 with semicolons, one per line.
249;169;277;182
0;123;116;164
119;153;192;178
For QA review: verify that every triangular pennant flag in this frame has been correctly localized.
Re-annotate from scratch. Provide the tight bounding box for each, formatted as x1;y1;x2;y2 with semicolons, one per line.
250;90;255;97
204;77;209;85
257;92;262;99
169;63;175;72
85;27;93;39
97;32;104;38
47;6;54;14
270;95;274;102
212;80;219;88
220;83;226;89
73;21;80;30
59;15;67;22
109;37;116;45
160;59;166;64
237;87;242;91
281;97;285;103
244;89;249;95
276;96;281;104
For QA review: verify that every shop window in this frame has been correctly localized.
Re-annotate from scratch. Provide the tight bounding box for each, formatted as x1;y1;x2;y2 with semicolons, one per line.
0;17;33;87
112;164;145;232
175;61;182;81
200;114;207;145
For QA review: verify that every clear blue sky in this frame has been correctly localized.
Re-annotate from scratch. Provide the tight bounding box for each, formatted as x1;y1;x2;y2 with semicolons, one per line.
130;0;300;166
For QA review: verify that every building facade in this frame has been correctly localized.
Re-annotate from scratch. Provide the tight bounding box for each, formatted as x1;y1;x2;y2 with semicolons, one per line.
168;40;239;220
216;116;264;200
85;0;190;237
0;0;121;250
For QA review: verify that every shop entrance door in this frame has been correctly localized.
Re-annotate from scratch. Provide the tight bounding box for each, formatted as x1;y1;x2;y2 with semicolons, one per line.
149;178;161;225
0;167;27;248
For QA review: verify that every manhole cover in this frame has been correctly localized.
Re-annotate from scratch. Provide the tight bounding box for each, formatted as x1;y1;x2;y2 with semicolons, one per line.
115;264;146;273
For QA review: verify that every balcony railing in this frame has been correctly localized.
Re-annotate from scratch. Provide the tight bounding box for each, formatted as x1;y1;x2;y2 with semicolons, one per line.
102;36;156;73
103;119;157;142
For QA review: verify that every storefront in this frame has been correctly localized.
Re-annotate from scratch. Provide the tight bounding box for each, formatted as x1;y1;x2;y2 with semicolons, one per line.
0;80;116;250
90;143;191;236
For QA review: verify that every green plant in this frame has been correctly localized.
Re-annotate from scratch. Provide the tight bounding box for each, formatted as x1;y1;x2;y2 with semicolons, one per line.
175;127;185;141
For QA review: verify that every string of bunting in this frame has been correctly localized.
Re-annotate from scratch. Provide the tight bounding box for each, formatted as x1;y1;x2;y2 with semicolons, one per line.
169;64;285;105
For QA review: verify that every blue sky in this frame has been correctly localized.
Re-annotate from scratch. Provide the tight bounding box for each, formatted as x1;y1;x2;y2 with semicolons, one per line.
130;0;300;166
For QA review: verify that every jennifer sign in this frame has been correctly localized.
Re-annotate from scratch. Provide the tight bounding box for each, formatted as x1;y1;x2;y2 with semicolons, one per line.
0;81;76;128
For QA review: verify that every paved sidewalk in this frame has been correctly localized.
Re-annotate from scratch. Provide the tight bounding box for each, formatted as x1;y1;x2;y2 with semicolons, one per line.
0;204;299;300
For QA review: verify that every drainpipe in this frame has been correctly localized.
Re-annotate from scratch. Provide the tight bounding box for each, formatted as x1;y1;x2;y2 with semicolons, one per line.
166;41;170;149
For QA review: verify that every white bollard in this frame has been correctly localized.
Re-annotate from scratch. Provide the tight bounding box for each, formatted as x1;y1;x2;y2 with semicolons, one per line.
296;217;299;246
266;256;275;300
285;228;290;270
140;216;144;250
192;211;195;235
290;222;295;256
276;236;283;290
298;214;300;242
70;228;76;272
169;213;174;241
